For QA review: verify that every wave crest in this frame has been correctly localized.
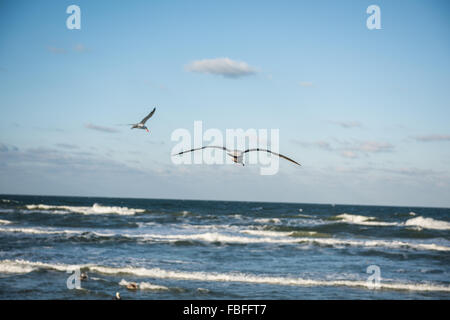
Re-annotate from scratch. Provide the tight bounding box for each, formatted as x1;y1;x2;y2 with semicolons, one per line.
405;216;450;231
1;259;449;293
334;214;398;226
25;203;144;215
1;226;448;252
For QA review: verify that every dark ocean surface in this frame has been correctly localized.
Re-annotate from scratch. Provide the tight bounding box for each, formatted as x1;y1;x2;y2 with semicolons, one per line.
0;195;449;299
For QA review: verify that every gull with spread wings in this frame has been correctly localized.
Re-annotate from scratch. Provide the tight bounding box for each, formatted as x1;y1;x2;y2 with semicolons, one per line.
173;146;301;166
129;108;156;132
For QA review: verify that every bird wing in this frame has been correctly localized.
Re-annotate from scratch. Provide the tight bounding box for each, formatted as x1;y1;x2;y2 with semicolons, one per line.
243;148;301;166
173;146;229;156
140;108;156;124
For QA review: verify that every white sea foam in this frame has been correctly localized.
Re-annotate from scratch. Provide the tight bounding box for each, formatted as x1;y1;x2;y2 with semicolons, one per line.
305;238;450;252
1;226;448;252
334;213;450;231
142;231;450;251
179;224;239;232
2;259;449;293
335;214;398;227
404;216;450;231
86;266;450;292
119;279;169;291
25;203;144;215
152;232;285;244
0;227;116;238
0;260;36;274
0;259;81;274
162;259;192;265
242;229;321;238
0;219;11;225
0;227;83;235
297;214;315;218
241;229;292;237
1;199;19;204
254;218;281;224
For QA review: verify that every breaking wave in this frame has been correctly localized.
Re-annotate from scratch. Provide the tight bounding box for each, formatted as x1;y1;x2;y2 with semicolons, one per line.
0;226;448;252
404;216;450;231
0;227;83;235
140;231;450;251
254;218;281;224
333;213;450;231
334;214;398;226
25;203;145;215
1;259;449;293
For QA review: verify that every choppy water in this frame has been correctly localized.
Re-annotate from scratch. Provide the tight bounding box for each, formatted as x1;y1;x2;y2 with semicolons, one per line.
0;195;449;299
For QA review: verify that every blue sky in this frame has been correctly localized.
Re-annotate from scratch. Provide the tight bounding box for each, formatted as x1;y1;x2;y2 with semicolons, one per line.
1;0;449;207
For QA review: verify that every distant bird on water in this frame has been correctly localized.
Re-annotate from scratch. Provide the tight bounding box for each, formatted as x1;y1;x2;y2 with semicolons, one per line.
173;146;301;166
126;282;139;290
129;108;156;132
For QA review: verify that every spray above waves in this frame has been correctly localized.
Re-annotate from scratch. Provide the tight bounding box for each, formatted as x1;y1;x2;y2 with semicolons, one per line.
24;203;144;215
1;259;449;293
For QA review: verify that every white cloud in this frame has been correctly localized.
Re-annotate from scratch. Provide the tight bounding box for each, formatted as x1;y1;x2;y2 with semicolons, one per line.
299;81;313;87
73;43;89;52
292;139;394;159
55;143;79;149
331;120;362;128
412;134;450;142
356;141;393;153
185;58;257;78
341;151;358;159
291;140;331;150
85;123;119;133
47;46;67;54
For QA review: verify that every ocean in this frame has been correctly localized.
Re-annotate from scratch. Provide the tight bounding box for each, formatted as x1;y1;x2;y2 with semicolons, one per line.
0;195;449;300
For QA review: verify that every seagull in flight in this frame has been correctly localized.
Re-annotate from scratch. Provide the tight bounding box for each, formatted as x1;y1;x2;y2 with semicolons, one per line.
173;146;301;166
129;108;156;132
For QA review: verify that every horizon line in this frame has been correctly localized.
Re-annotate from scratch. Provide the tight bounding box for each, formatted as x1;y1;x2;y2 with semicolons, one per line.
1;192;449;210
